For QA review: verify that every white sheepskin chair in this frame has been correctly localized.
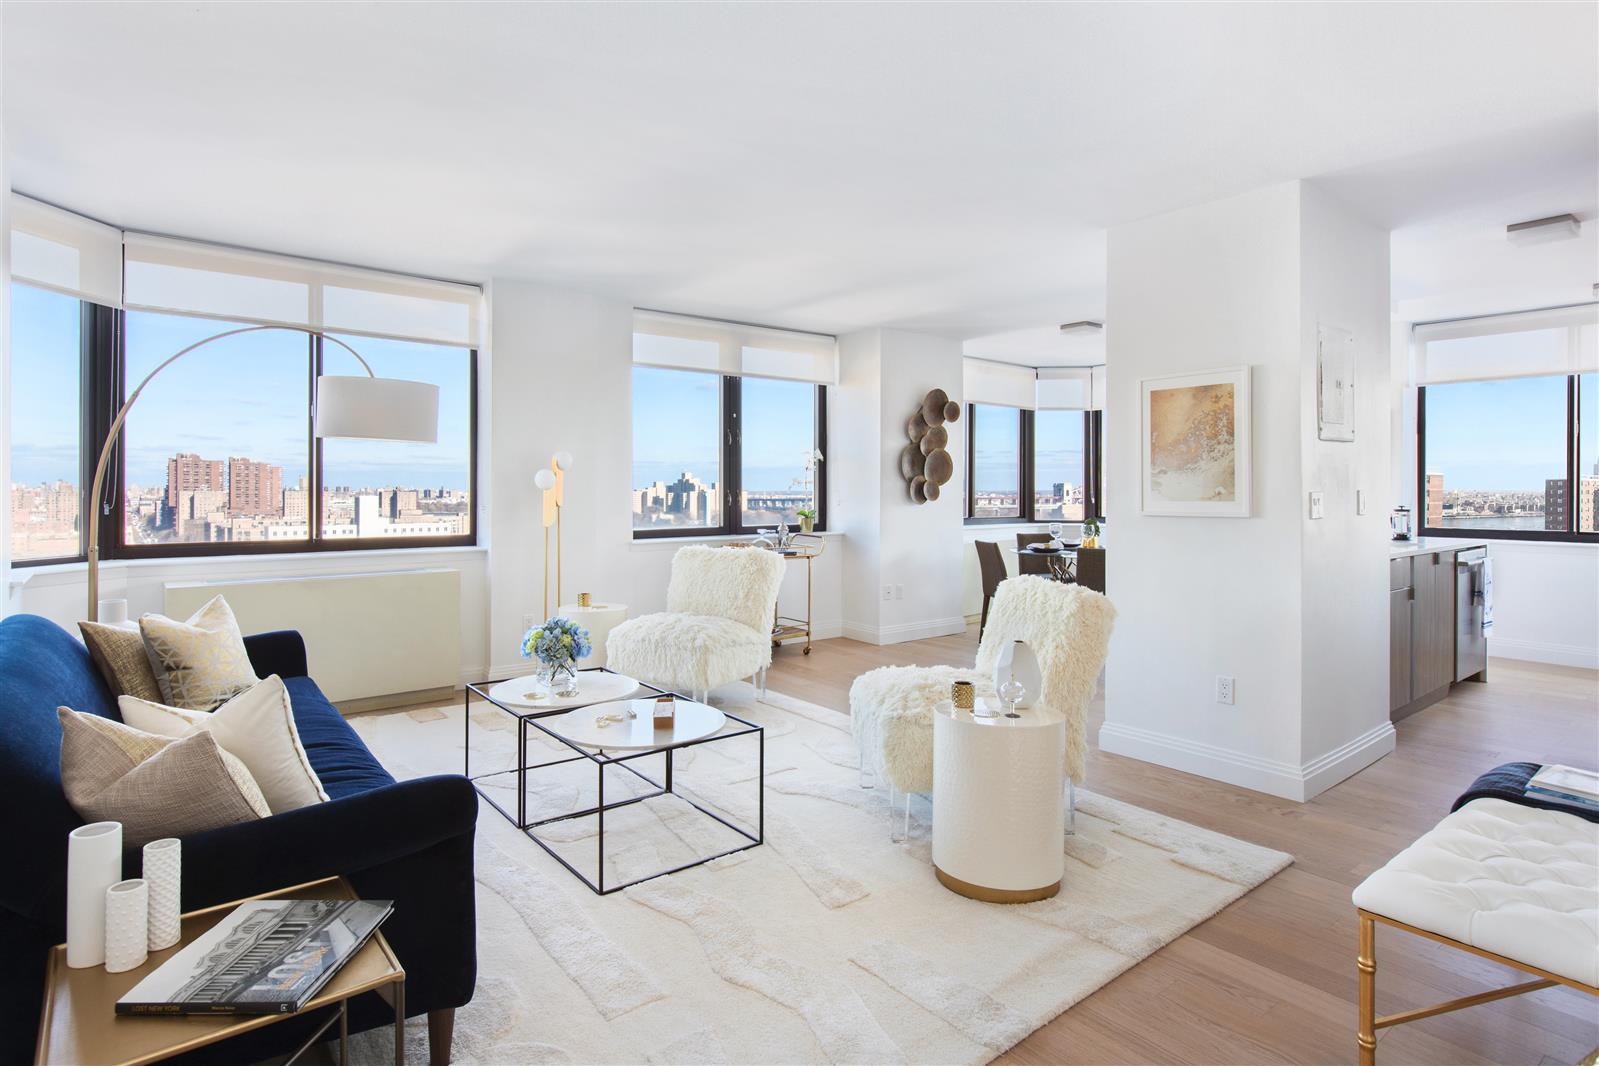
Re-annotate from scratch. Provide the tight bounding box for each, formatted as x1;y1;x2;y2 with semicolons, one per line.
850;576;1116;794
606;545;786;703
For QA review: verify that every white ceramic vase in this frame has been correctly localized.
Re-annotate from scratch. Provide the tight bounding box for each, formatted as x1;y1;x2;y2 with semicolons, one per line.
143;838;182;951
66;821;122;969
104;878;149;973
993;639;1042;710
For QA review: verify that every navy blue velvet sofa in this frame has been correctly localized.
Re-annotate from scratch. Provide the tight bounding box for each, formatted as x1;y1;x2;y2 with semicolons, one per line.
0;614;476;1065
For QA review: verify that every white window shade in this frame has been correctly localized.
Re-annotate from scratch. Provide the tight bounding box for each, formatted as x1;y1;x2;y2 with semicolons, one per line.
1414;305;1598;385
963;357;1037;409
9;195;123;307
632;309;837;384
123;234;482;348
1035;366;1106;410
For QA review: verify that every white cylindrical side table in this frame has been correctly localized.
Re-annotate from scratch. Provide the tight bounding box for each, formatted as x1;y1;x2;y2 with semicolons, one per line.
556;602;628;669
932;698;1066;903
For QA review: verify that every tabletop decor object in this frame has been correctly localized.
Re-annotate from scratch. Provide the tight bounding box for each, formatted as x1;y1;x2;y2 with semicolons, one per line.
993;639;1041;710
84;325;438;622
66;821;122;968
578;591;592;608
522;616;592;698
143;838;181;951
902;388;960;503
103;878;149;973
951;680;975;710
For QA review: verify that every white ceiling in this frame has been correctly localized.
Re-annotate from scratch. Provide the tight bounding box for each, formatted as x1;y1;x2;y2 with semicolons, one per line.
6;2;1596;363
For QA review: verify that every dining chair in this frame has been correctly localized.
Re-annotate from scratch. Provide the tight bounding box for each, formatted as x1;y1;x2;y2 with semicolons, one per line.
1015;532;1054;577
975;540;1007;637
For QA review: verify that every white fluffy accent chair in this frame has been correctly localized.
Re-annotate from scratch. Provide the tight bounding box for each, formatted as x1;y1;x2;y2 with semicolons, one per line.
850;576;1116;795
606;545;786;703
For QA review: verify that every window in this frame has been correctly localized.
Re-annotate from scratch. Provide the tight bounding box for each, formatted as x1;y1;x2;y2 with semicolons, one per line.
965;403;1103;524
631;366;724;531
631;366;826;536
1419;373;1595;541
9;283;85;562
1033;409;1086;521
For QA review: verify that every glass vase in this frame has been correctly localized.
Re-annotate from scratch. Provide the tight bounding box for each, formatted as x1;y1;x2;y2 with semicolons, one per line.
543;661;579;698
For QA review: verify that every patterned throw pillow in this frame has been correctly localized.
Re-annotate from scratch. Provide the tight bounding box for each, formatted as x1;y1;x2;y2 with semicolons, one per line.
79;620;165;702
119;676;328;814
139;596;259;711
57;707;270;847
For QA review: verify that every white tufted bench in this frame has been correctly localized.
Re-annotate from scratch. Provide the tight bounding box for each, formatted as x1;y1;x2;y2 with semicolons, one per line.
1350;797;1598;1064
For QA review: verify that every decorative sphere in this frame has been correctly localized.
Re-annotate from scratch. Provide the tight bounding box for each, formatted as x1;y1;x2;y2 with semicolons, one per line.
534;469;557;490
553;451;574;470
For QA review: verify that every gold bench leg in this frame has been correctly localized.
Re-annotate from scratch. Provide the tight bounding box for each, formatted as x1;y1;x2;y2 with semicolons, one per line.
1358;914;1377;1066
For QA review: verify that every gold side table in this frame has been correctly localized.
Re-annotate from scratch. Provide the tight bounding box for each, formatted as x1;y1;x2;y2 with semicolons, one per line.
36;875;406;1066
765;535;824;655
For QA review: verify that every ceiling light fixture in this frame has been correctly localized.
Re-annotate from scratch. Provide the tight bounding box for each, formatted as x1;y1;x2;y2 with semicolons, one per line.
1506;214;1581;245
1058;321;1104;336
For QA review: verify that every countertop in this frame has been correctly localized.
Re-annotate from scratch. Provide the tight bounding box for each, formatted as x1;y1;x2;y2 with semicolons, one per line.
1389;537;1488;559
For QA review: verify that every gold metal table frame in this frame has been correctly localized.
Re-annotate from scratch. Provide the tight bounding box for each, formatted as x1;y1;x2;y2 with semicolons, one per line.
757;535;824;656
1356;907;1598;1065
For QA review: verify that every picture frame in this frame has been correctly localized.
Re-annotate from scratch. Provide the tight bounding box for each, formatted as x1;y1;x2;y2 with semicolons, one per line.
1317;323;1356;442
1140;365;1252;517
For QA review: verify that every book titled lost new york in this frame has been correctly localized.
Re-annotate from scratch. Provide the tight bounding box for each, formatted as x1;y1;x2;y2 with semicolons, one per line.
117;899;393;1016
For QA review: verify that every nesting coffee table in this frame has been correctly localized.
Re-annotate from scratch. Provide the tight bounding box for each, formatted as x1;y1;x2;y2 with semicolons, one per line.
464;671;764;894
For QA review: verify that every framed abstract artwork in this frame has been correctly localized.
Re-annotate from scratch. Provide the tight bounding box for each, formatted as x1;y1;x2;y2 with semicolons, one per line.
1140;366;1252;517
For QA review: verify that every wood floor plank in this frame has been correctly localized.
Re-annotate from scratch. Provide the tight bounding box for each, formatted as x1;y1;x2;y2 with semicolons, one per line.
765;629;1599;1065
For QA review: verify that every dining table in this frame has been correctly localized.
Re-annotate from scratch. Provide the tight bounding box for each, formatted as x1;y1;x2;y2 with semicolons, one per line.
1009;543;1079;584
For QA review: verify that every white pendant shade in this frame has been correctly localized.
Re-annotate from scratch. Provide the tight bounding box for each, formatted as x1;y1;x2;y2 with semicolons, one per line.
315;375;439;442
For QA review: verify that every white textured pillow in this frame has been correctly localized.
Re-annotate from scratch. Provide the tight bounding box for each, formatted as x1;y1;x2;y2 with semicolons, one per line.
139;595;259;710
119;675;328;814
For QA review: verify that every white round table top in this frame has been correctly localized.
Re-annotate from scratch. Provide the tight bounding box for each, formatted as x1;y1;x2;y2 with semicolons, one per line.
485;670;639;711
542;698;726;751
935;697;1065;729
556;602;628;617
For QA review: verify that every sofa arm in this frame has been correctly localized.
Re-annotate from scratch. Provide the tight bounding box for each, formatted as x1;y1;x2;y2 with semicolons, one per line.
243;629;309;679
168;773;477;908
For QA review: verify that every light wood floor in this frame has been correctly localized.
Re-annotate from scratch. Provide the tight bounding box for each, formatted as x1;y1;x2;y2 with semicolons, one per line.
766;628;1599;1066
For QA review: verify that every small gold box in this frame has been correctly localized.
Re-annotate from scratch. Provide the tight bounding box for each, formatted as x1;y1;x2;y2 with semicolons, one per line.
577;592;592;608
653;694;676;729
951;680;975;710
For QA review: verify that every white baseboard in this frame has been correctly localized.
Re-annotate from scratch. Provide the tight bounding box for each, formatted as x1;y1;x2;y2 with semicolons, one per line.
841;616;968;646
1098;719;1395;802
1488;637;1599;670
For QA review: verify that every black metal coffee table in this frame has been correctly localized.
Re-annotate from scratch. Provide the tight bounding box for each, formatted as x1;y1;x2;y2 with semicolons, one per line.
464;671;764;894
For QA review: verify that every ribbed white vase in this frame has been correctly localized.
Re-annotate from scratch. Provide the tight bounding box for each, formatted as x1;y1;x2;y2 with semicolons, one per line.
143;838;182;951
66;821;122;969
993;639;1043;710
104;879;149;973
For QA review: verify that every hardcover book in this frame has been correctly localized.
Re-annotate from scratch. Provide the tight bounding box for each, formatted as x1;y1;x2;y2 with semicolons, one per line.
1528;764;1599;803
117;898;393;1016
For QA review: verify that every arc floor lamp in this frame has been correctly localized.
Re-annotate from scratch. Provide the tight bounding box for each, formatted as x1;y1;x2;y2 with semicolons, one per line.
85;324;440;622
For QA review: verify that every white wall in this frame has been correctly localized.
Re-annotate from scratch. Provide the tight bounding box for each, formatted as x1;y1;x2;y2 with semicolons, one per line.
1100;180;1394;802
834;327;966;644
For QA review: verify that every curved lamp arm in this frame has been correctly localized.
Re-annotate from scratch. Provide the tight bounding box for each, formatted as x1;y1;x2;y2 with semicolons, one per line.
86;324;374;622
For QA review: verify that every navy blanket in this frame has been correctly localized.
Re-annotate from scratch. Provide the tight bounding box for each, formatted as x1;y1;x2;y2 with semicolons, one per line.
1452;761;1599;824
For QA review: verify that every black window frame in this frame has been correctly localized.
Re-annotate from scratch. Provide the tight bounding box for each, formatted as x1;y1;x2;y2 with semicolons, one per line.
10;289;478;566
964;402;1104;525
631;371;828;539
1417;373;1596;544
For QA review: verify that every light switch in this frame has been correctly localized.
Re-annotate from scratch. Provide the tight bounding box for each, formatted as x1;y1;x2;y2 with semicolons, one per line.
1357;489;1368;515
1309;491;1325;520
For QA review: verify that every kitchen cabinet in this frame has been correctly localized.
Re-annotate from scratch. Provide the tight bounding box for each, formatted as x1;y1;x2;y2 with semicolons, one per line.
1390;544;1465;720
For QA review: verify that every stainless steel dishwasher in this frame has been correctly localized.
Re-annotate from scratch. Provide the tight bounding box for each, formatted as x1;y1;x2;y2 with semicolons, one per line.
1455;547;1488;681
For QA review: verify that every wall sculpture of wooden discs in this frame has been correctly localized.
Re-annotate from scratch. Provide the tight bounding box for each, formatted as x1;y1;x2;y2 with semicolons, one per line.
904;388;958;504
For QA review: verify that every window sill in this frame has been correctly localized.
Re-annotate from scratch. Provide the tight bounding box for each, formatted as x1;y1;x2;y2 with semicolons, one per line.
628;530;842;552
12;544;488;588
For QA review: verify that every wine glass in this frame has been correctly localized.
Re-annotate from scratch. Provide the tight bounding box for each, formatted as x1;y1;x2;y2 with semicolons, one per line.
998;679;1026;718
1048;522;1064;549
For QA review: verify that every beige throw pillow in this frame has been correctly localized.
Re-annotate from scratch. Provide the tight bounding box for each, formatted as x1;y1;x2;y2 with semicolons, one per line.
139;595;259;710
79;620;165;702
58;707;269;847
119;675;328;814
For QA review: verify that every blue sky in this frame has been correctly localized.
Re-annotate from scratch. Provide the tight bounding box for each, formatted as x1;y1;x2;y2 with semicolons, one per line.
9;283;472;490
631;368;818;492
1427;375;1594;490
971;405;1085;493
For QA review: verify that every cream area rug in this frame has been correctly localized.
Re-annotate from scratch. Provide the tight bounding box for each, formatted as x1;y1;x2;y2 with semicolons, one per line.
345;682;1291;1066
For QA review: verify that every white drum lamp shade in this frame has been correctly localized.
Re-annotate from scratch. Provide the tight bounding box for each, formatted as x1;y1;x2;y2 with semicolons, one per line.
316;375;439;442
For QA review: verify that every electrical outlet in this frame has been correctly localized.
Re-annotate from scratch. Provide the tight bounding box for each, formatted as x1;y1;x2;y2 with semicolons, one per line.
882;585;893;601
1356;489;1368;515
1215;675;1235;705
521;613;538;631
1308;491;1324;520
894;584;905;600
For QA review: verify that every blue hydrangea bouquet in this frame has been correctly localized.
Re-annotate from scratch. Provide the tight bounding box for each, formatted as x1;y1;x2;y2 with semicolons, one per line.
521;616;592;697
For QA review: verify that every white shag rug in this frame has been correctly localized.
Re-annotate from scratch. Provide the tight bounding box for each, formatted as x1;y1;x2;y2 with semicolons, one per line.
345;683;1291;1066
